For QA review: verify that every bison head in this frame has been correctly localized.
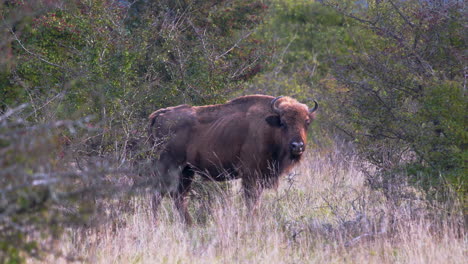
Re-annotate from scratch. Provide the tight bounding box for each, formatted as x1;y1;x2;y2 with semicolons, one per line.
267;96;318;159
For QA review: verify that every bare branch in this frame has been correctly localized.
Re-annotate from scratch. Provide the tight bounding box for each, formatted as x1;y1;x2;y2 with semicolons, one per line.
389;0;415;28
8;28;63;69
0;103;28;122
215;31;253;61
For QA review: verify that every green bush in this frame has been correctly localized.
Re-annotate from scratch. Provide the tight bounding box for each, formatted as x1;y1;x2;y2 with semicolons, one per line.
0;0;270;262
320;0;466;199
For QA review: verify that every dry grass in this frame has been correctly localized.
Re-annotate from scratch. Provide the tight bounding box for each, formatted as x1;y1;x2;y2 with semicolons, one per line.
39;145;466;264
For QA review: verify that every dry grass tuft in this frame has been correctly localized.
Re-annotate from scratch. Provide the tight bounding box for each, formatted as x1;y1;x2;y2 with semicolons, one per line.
40;144;466;263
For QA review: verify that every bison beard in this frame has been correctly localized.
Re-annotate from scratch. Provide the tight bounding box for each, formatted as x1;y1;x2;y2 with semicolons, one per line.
148;94;318;225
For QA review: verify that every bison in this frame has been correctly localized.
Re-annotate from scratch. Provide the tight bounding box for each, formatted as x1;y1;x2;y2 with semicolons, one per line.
148;95;318;224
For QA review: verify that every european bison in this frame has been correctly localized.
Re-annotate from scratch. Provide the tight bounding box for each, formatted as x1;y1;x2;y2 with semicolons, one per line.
148;95;318;224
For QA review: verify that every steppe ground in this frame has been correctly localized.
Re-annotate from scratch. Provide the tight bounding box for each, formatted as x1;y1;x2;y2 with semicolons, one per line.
43;145;466;264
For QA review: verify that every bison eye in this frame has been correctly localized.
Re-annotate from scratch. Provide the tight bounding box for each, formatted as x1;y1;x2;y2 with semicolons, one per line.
305;120;311;126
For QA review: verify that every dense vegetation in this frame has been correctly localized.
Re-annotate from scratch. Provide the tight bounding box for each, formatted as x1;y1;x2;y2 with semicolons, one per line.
0;0;465;262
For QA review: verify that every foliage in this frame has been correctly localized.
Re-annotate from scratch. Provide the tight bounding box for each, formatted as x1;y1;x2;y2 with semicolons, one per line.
0;0;269;262
1;0;269;116
0;105;90;263
321;0;466;199
249;0;465;199
244;0;365;149
0;0;465;262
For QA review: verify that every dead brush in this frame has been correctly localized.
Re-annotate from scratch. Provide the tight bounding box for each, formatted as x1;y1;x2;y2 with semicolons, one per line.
33;140;466;264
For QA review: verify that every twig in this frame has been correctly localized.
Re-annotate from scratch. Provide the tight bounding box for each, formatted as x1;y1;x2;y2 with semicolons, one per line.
215;31;253;60
9;28;63;69
0;103;28;122
344;230;387;248
274;34;297;75
388;0;415;28
24;92;65;120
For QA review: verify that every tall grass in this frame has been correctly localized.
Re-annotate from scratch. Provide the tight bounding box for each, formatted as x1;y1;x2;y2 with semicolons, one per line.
41;143;465;263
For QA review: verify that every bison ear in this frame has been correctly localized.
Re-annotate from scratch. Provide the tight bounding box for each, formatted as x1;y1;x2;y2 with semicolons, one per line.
265;115;281;127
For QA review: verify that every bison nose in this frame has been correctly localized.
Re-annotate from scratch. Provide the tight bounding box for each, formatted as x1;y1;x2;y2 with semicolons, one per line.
290;141;304;155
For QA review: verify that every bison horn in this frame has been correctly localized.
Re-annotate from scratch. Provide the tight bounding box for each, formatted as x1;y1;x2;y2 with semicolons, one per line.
271;96;283;114
309;100;318;113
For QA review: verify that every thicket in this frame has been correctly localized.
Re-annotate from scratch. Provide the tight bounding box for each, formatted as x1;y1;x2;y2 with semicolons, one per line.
1;0;268;262
251;0;465;200
321;0;466;201
0;0;466;262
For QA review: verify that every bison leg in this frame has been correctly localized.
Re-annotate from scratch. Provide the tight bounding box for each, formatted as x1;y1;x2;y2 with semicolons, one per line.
149;153;178;224
151;191;164;223
172;166;195;225
242;177;263;216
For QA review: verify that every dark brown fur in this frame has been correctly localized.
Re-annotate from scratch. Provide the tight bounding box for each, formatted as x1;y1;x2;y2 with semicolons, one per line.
148;95;317;224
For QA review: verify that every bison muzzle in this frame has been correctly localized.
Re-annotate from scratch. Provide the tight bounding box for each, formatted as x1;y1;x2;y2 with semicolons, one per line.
148;94;318;225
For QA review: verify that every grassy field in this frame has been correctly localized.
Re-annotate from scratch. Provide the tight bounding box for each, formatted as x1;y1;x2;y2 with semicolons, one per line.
43;144;465;264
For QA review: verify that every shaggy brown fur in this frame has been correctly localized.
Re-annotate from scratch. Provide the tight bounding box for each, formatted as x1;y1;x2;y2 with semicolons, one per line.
148;95;317;224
